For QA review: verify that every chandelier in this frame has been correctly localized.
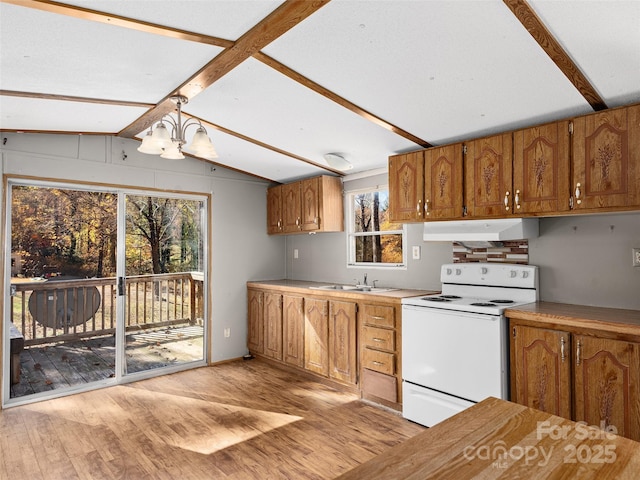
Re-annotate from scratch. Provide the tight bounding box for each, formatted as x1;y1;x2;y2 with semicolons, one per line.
137;95;218;160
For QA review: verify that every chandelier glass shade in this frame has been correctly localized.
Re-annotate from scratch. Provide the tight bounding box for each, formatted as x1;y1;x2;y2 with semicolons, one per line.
137;95;218;160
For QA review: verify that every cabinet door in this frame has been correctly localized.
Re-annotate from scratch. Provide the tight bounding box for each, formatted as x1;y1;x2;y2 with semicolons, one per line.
329;300;357;385
424;143;464;219
247;289;264;354
513;121;571;214
388;151;424;222
304;298;329;376
282;182;301;233
511;324;571;418
574;336;640;441
283;295;304;368
266;185;283;234
300;177;321;231
464;133;513;217
263;293;283;360
572;104;640;210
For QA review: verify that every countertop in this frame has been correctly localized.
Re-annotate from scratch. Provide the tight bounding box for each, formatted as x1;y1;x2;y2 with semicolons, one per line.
505;301;640;339
246;279;437;301
336;396;640;479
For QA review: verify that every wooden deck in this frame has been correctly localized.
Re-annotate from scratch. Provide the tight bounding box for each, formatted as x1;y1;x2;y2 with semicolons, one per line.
10;325;204;399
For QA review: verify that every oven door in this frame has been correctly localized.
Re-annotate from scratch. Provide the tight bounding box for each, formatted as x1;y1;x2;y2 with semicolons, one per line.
401;305;508;403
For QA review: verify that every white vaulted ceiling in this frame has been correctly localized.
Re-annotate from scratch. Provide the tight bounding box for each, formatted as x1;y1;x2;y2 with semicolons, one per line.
1;0;639;183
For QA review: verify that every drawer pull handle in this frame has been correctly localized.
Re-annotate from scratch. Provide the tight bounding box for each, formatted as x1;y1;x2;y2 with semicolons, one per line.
373;338;385;342
560;336;566;362
576;340;582;366
372;361;385;366
370;315;386;320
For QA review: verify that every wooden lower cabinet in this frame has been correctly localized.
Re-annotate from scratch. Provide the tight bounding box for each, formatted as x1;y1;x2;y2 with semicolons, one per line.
329;300;357;384
511;324;571;418
304;298;329;376
283;295;304;368
574;335;640;440
247;289;264;354
248;284;409;408
510;319;640;441
264;293;283;360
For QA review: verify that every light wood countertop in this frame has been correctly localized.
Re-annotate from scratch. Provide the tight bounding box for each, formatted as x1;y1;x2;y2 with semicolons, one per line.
337;397;640;479
506;301;640;340
246;279;436;302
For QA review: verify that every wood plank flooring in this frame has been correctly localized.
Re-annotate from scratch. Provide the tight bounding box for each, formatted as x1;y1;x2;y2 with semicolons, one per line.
1;359;425;479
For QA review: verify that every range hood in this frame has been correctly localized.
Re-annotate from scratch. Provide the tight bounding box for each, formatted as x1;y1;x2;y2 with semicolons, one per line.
423;218;539;242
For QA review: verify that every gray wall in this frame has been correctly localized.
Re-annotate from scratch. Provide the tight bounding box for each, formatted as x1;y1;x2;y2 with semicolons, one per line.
286;172;640;310
0;133;286;363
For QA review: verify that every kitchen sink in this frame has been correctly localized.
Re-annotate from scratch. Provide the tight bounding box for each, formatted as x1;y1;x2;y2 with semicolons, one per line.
309;285;396;293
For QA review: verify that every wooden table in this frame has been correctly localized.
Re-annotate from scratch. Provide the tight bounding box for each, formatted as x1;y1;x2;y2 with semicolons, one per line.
337;397;640;479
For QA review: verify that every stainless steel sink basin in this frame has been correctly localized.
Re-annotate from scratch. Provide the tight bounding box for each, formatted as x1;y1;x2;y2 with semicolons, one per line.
309;285;396;293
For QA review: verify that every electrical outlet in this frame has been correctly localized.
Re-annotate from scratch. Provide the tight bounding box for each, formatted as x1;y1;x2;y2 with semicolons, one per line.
412;245;421;260
224;328;231;338
294;249;299;259
633;248;640;267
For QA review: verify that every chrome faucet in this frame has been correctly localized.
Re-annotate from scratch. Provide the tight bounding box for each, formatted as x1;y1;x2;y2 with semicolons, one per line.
363;273;368;286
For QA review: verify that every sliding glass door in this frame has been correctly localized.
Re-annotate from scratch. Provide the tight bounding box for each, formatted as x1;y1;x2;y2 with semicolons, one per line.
123;194;206;375
4;181;207;404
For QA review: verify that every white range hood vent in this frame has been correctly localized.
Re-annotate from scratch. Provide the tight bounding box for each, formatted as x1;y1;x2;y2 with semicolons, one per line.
423;218;539;242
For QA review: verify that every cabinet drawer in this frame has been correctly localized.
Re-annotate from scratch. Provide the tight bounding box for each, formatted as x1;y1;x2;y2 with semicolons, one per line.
363;348;395;375
362;304;395;328
362;326;395;352
362;368;397;403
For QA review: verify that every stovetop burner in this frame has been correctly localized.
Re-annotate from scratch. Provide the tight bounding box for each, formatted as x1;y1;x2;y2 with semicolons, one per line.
439;295;462;299
424;297;451;302
490;299;514;304
470;302;498;307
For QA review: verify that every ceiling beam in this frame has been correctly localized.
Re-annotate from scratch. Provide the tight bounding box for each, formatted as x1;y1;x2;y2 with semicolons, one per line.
504;0;607;111
1;0;233;48
255;52;431;148
0;89;153;108
118;0;331;138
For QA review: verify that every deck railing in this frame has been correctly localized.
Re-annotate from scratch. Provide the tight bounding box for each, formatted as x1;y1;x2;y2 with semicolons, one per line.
10;272;204;347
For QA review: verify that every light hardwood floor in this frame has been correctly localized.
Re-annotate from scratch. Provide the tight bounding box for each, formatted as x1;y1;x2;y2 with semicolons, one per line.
0;359;425;479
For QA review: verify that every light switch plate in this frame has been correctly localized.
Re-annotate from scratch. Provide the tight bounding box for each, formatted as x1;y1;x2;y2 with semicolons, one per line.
412;246;421;260
633;248;640;267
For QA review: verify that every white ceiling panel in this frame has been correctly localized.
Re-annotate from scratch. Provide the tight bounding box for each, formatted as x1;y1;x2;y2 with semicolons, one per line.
187;127;328;183
529;0;640;107
262;0;592;144
186;57;418;172
0;3;222;103
58;0;285;41
0;96;149;133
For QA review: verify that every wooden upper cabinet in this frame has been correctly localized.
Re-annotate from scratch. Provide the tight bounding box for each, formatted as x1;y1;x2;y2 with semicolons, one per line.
266;185;284;234
424;143;464;220
464;133;513;218
389;151;424;222
573;336;640;441
572;104;640;210
270;175;343;235
513;121;571;214
511;324;572;419
282;182;302;233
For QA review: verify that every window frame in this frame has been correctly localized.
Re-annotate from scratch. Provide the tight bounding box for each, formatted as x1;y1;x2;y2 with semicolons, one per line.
346;186;407;270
